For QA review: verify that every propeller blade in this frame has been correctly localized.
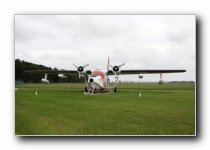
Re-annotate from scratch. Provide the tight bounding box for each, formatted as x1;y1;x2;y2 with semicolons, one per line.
108;64;113;68
73;64;78;68
73;63;89;79
83;64;89;68
109;63;124;74
119;63;125;68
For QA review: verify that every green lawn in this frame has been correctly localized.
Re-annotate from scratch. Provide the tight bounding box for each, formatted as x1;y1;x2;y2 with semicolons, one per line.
15;83;195;135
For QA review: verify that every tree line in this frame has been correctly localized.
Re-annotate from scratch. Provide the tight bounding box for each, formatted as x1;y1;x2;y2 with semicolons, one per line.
15;59;83;83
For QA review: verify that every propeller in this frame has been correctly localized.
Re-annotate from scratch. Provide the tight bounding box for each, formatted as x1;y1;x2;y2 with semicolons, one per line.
73;64;89;79
109;63;125;76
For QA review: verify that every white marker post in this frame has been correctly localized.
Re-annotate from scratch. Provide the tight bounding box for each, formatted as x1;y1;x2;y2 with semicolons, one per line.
139;91;142;97
35;89;38;95
138;76;142;97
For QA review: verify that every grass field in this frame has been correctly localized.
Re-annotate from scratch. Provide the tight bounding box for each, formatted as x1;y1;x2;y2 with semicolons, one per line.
15;83;195;135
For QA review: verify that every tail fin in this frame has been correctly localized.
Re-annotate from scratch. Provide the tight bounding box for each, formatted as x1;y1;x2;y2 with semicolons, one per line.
107;57;110;88
107;57;110;70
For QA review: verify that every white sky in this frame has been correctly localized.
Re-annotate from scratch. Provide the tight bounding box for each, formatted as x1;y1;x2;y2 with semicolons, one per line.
15;15;195;82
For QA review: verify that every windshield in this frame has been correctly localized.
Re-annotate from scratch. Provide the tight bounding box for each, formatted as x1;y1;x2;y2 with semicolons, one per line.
90;75;98;77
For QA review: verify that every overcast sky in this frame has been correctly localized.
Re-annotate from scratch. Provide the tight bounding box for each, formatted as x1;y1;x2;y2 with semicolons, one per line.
15;15;195;82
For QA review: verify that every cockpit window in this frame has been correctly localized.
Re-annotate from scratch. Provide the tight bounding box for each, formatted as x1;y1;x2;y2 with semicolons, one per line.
90;75;98;77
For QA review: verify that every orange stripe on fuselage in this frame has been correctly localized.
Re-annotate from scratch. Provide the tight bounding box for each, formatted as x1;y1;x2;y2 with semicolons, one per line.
92;70;106;88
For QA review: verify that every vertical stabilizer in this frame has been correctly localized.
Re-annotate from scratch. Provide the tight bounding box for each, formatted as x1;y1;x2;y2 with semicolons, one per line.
107;57;110;70
107;57;110;88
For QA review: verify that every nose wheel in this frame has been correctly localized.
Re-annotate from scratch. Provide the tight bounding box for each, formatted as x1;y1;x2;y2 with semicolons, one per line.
93;88;97;94
87;87;97;94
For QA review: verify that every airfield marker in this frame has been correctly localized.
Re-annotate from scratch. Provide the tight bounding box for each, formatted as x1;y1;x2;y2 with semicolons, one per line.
35;89;38;95
139;91;142;97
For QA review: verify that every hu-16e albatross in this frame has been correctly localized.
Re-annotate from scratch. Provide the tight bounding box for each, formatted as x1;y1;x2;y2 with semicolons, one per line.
25;58;186;94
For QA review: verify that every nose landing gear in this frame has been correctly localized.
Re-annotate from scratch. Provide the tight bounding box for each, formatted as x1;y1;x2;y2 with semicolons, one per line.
85;87;97;94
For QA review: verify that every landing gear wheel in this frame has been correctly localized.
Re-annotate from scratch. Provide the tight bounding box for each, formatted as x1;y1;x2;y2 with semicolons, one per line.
114;87;117;92
93;88;97;94
85;87;88;92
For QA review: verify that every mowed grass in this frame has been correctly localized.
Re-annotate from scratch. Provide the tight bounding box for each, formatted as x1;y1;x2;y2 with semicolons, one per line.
15;83;195;135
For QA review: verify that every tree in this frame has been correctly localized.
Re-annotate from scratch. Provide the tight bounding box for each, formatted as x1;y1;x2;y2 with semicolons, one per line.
15;59;82;83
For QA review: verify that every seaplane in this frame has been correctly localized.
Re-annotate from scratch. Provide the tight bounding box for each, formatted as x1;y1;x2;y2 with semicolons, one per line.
25;58;186;94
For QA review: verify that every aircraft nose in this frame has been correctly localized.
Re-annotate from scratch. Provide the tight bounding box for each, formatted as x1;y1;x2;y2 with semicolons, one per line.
89;78;94;82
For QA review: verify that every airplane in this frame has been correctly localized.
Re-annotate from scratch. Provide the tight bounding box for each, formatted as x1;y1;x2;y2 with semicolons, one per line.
25;58;186;94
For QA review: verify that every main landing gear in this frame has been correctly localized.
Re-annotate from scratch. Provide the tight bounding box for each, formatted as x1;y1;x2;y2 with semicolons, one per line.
85;87;88;92
93;88;97;94
113;75;118;93
114;87;117;92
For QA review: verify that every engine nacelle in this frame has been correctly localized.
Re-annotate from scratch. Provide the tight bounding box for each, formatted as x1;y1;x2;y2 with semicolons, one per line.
108;63;125;76
139;74;143;79
77;65;88;74
112;66;121;74
73;64;89;79
58;74;67;79
159;80;164;85
41;79;49;84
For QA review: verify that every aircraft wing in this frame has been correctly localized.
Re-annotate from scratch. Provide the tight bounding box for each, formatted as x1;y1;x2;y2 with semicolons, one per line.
25;70;92;74
108;69;186;74
26;69;186;74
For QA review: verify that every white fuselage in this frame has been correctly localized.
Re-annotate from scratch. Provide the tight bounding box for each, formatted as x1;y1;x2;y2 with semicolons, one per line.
87;70;108;91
